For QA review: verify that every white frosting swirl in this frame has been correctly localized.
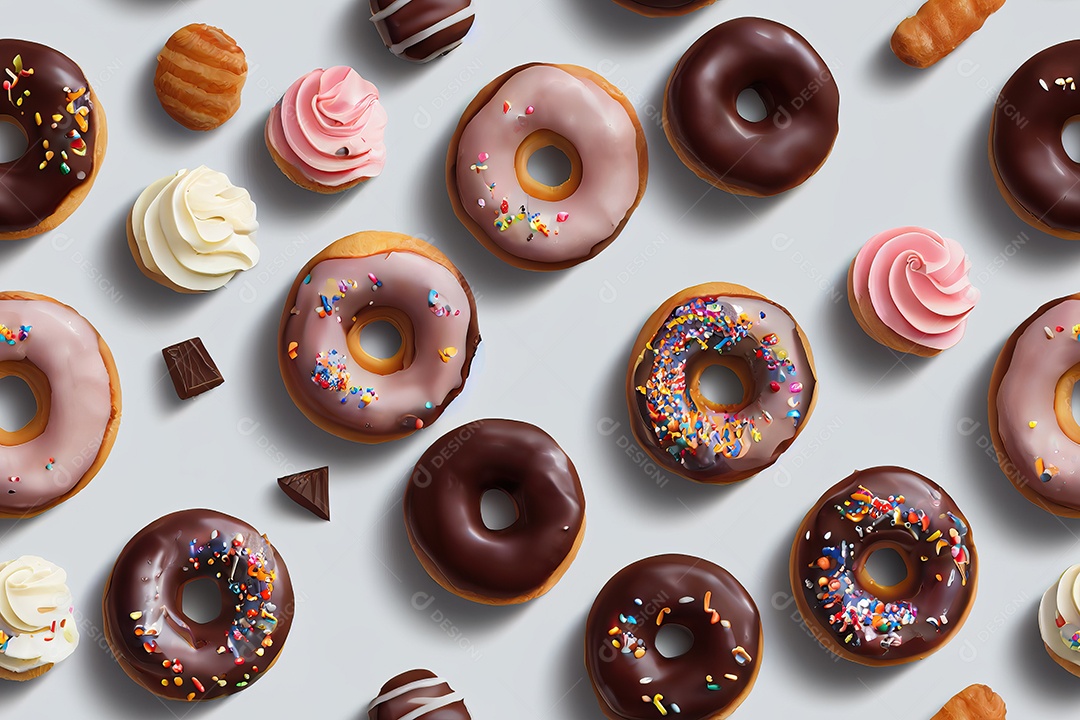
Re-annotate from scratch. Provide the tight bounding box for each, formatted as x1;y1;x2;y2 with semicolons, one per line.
131;166;260;292
1039;563;1080;667
0;556;79;674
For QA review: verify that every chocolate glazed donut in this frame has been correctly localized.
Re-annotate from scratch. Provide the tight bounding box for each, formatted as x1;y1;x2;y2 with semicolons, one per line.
404;419;585;605
790;467;978;666
103;509;294;701
663;18;839;197
585;554;762;720
0;40;106;239
991;40;1080;239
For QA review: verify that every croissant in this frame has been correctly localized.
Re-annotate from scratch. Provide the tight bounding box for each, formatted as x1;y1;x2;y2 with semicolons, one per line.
891;0;1005;68
931;684;1007;719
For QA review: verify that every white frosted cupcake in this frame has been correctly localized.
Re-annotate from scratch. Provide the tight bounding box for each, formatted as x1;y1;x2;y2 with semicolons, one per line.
0;555;79;681
127;165;259;293
1040;564;1080;677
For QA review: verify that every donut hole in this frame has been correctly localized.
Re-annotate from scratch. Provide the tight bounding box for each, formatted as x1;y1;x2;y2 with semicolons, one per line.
697;364;746;406
480;488;518;530
0;375;36;433
0;118;27;163
515;130;583;202
654;623;694;659
0;361;49;447
359;320;402;360
1054;363;1080;443
1063;117;1080;164
863;547;907;587
736;87;769;123
856;543;918;602
526;145;573;188
181;577;223;625
688;355;754;414
345;308;415;376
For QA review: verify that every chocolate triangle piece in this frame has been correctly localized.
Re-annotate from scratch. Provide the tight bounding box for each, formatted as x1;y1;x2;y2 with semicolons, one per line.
278;467;330;520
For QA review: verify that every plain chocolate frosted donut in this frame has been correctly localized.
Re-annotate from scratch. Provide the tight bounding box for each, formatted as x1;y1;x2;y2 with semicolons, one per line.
404;419;585;604
664;17;839;196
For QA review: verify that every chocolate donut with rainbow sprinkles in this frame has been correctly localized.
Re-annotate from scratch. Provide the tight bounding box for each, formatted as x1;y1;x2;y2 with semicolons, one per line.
790;466;978;665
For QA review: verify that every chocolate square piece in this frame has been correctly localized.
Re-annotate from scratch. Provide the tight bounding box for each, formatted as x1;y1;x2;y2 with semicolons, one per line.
278;467;330;520
162;337;224;399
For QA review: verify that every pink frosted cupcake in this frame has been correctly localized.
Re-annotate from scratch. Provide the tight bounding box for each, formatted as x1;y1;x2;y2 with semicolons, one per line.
848;226;980;356
265;66;387;193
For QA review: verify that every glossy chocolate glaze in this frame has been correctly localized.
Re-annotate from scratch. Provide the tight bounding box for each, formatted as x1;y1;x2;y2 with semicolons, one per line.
370;0;474;63
665;18;839;196
0;40;98;233
404;419;584;601
103;509;294;700
369;668;471;719
992;41;1080;234
585;554;761;720
792;467;977;663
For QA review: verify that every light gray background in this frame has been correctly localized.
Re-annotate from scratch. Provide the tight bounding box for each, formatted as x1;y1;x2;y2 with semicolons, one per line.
1;0;1077;717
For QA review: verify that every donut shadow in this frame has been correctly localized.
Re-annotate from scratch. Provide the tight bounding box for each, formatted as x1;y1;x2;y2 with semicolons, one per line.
595;339;737;512
645;71;791;229
553;612;604;720
373;471;531;631
1009;593;1079;701
821;265;933;386
81;568;218;718
239;117;349;220
337;0;430;86
961;113;1080;264
409;104;558;297
0;235;38;267
0;508;52;541
956;344;1080;540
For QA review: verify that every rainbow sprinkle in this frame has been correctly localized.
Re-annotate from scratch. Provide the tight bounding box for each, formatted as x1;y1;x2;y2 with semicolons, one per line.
0;323;31;345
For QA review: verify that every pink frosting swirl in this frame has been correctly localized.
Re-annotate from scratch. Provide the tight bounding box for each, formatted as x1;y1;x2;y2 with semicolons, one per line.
851;226;979;351
267;66;387;187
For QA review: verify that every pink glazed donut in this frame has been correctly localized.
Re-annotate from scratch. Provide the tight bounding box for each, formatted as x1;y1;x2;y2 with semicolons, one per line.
991;293;1080;517
0;292;121;518
447;63;648;271
278;232;480;443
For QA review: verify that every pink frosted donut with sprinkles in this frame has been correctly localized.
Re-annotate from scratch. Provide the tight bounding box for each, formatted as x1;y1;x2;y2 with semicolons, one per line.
626;282;817;484
447;63;648;271
989;292;1080;517
278;232;480;443
0;291;121;518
